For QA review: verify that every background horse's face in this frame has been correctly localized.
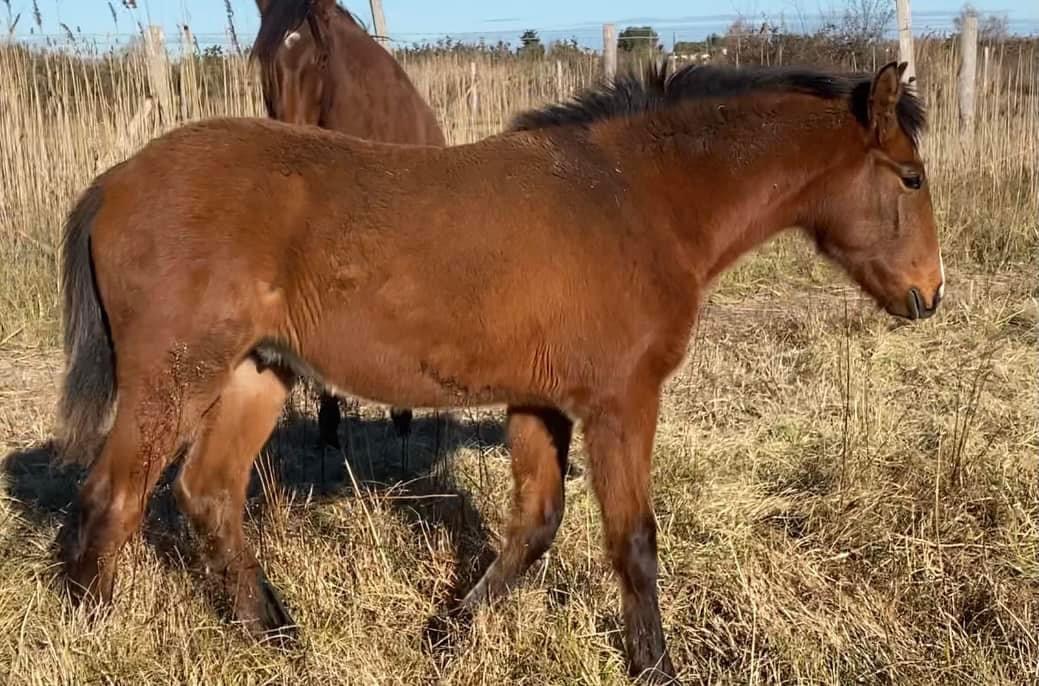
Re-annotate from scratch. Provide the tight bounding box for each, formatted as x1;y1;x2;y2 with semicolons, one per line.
271;25;324;125
811;63;944;321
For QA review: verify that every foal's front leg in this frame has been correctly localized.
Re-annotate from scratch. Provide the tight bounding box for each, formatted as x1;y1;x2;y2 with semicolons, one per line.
583;391;676;683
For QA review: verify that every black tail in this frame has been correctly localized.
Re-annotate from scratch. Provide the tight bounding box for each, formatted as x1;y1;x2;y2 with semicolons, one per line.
56;184;115;467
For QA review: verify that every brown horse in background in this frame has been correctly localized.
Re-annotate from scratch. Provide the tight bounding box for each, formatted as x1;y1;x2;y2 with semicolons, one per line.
253;0;446;454
56;62;942;682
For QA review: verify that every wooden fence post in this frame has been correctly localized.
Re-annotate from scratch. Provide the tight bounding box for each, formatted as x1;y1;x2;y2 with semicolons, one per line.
896;0;916;83
369;0;391;52
603;24;617;81
959;11;978;134
143;25;174;122
179;25;199;121
556;60;564;100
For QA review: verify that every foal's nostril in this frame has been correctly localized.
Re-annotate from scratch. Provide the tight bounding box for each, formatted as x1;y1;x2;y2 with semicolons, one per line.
907;286;939;320
907;288;923;320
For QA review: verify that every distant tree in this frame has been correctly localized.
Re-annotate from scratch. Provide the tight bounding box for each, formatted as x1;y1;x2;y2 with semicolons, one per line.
672;40;701;56
954;5;1010;42
618;26;661;56
518;29;544;59
840;0;894;44
202;45;223;58
547;37;583;61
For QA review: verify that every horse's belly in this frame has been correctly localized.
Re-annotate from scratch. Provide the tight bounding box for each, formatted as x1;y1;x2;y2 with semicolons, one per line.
302;321;539;410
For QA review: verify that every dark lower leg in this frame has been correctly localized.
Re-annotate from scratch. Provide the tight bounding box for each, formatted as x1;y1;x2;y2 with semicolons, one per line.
390;407;412;474
613;515;673;682
317;392;341;449
63;393;179;606
462;406;572;607
64;464;156;605
584;396;675;682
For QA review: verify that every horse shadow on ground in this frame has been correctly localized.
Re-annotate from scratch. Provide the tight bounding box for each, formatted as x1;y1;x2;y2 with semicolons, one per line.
1;401;507;638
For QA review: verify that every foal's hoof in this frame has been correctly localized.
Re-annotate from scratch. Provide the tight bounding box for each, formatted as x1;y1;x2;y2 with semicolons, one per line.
631;654;680;685
242;576;298;646
421;604;473;656
64;576;112;618
61;553;112;613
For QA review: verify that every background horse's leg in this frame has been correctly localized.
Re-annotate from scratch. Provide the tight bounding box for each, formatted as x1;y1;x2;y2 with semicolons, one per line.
390;407;412;474
583;390;676;683
63;362;223;609
174;357;294;639
317;391;341;449
461;406;572;607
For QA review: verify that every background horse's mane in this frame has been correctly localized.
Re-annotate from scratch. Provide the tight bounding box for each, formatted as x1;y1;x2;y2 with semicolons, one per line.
510;63;926;143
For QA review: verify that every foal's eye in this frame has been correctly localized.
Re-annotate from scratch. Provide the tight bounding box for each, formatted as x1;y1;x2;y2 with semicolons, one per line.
901;172;923;190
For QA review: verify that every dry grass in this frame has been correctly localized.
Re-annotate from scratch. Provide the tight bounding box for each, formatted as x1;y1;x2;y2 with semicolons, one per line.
0;32;1036;685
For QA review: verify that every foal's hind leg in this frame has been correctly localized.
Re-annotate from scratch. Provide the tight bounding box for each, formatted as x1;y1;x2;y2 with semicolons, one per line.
583;390;676;683
461;406;572;607
174;357;294;639
63;366;223;607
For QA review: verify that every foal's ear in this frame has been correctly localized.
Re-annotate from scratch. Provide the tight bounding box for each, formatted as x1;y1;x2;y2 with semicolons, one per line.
868;61;905;145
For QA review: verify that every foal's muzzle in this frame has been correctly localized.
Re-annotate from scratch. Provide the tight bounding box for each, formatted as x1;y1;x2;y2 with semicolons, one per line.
906;286;941;320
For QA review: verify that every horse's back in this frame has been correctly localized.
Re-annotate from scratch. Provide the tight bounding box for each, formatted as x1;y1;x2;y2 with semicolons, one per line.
88;117;669;361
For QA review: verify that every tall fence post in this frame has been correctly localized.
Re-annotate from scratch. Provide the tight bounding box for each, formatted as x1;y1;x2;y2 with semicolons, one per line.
369;0;391;52
959;11;978;135
179;25;199;121
556;60;564;100
143;26;174;122
603;24;617;81
896;0;916;83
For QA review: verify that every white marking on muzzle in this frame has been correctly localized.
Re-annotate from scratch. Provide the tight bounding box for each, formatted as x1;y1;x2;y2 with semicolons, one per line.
284;31;301;49
938;250;946;299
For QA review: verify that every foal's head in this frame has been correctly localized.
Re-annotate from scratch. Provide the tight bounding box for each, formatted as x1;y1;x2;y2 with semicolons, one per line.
808;62;943;320
512;61;944;320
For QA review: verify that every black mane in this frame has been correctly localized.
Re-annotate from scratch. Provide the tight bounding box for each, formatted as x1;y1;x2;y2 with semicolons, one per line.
510;63;926;143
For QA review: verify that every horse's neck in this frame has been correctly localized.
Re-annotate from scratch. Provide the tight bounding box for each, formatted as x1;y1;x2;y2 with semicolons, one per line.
602;102;856;286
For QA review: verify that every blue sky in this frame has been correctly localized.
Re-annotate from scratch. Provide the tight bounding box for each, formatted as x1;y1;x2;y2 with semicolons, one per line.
9;1;1038;48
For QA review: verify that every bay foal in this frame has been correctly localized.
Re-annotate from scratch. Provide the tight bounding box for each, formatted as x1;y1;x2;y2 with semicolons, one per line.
253;0;446;451
56;62;942;682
